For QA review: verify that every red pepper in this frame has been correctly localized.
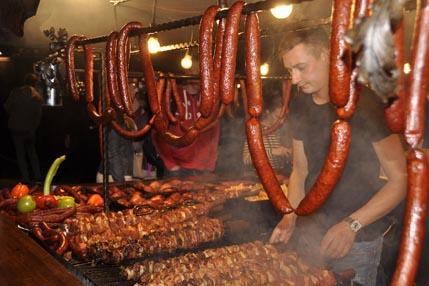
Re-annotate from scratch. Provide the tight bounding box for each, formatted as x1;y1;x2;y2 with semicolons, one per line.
33;194;59;209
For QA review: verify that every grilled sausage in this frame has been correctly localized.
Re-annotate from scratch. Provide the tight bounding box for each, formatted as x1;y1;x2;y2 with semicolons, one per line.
163;77;177;124
391;148;428;286
117;21;143;117
81;36;94;103
139;34;160;116
295;120;351;216
86;103;115;125
111;114;155;138
329;0;353;107
65;35;81;101
404;3;429;147
199;5;219;118
106;31;125;112
246;118;293;214
245;12;263;118
220;1;245;105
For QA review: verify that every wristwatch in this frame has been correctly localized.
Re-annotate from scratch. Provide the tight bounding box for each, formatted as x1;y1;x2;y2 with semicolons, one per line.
343;217;363;233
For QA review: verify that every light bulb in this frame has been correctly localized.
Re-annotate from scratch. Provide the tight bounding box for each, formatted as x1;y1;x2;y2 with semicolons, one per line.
181;54;193;69
271;4;293;19
260;63;269;76
403;62;411;74
148;36;160;54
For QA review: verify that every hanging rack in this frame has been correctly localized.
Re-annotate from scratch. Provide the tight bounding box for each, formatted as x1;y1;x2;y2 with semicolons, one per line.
75;0;310;46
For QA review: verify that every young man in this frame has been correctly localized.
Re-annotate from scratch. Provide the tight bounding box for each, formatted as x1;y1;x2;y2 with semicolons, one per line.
269;28;407;286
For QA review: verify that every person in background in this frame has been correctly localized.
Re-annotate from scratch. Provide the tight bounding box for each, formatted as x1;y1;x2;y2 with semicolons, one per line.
96;80;135;183
4;73;44;183
152;61;220;177
268;28;407;286
242;83;292;176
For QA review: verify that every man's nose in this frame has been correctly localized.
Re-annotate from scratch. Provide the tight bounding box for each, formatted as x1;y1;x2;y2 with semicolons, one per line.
290;72;300;85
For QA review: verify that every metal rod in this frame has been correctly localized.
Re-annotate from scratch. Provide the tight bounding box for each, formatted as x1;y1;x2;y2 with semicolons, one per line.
76;0;310;46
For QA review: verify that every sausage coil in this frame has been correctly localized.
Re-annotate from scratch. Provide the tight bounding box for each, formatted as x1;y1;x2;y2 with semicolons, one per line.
329;0;353;108
220;1;245;105
295;120;351;216
198;5;219;118
117;21;143;117
245;12;263;118
391;148;428;286
404;2;429;148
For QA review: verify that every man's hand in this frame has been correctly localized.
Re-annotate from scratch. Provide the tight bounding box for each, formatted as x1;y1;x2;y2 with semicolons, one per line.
320;221;356;258
269;214;297;244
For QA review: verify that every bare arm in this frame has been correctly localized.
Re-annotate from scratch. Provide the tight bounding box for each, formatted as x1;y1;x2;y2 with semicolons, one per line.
269;138;308;243
320;133;407;258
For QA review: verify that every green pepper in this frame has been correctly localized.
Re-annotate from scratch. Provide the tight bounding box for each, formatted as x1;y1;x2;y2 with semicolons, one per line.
57;196;76;208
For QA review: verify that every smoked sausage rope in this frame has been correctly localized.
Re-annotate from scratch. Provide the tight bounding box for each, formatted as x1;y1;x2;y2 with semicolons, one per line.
391;148;428;286
106;31;126;113
404;1;429;148
65;35;81;101
329;0;353;108
295;120;351;216
391;3;429;285
117;21;144;118
244;12;293;214
65;35;115;125
220;1;245;105
198;5;219;118
145;6;225;147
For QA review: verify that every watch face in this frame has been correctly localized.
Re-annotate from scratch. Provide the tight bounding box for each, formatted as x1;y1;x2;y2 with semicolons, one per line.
350;220;362;232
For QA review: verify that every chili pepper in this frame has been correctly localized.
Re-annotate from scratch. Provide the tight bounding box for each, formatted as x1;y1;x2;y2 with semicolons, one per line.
33;155;66;209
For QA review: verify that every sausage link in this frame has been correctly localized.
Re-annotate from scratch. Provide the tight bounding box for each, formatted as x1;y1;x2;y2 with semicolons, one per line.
117;21;143;117
391;148;428;286
385;18;406;133
404;3;429;147
220;1;245;105
295;120;351;216
65;35;81;101
139;34;160;115
161;126;200;147
245;12;263;117
213;18;226;107
198;5;219;118
246;118;293;214
111;114;155;138
165;75;178;124
194;17;227;132
86;103;115;125
329;0;353;107
106;31;125;112
81;35;94;103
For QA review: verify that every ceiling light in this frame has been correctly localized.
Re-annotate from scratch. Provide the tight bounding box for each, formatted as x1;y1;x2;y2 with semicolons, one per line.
260;63;270;76
403;62;411;74
181;52;192;69
271;4;293;19
148;36;160;54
